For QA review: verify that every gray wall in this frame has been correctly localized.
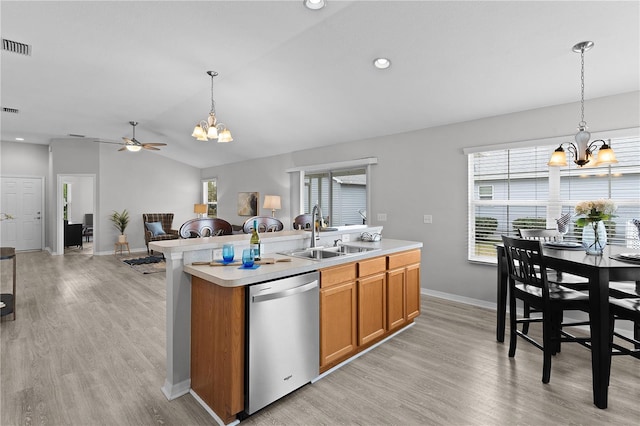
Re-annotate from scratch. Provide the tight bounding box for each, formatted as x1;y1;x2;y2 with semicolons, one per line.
202;91;640;306
49;139;201;254
201;154;294;229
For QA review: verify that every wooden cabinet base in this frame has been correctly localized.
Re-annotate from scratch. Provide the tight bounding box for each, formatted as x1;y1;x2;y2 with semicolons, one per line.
191;276;245;424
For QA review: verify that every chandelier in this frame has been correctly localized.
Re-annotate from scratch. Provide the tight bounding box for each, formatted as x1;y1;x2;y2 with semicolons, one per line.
548;41;617;167
191;71;233;143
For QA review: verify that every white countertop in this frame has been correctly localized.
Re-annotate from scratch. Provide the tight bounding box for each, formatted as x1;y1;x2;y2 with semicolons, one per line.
183;238;422;287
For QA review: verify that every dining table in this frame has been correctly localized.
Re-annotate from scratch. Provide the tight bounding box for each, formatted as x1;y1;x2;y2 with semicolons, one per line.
495;243;640;409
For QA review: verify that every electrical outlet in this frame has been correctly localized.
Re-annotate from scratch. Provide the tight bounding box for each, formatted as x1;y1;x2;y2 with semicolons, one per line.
423;214;433;224
377;213;387;221
342;234;351;242
213;248;222;260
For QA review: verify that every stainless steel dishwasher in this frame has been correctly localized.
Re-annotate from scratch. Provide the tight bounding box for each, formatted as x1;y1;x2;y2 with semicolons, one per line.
245;271;319;415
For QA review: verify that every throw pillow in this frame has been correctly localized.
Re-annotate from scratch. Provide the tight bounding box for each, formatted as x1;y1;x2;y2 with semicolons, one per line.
145;221;166;237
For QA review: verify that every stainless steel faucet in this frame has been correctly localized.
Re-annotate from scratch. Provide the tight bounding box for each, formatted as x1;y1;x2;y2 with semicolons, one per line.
310;204;321;248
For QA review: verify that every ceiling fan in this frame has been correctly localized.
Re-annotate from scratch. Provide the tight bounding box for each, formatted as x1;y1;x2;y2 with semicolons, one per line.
118;121;167;152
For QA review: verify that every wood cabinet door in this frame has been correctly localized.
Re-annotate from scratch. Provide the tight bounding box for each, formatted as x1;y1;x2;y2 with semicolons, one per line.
386;268;406;331
357;272;386;346
406;264;421;320
320;281;357;368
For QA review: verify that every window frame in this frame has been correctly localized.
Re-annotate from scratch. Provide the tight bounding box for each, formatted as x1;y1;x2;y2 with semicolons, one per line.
201;178;217;218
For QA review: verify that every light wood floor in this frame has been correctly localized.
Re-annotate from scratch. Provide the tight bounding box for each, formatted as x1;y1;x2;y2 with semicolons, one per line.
1;250;638;425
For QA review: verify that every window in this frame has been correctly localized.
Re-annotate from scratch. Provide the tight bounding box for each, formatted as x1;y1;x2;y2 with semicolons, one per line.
478;185;493;200
467;133;640;263
303;168;367;227
202;179;217;217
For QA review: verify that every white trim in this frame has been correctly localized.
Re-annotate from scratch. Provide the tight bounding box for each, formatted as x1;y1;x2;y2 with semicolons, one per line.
462;127;639;154
189;389;239;426
286;157;378;173
161;378;191;401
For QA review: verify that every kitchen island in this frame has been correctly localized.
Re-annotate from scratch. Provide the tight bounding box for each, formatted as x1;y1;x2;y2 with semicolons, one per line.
150;228;421;425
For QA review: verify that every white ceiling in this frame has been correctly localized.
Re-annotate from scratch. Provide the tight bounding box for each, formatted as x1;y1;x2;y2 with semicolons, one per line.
2;1;639;169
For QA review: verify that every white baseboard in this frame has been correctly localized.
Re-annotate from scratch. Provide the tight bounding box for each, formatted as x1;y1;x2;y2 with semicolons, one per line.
161;378;190;401
190;389;239;426
421;288;635;339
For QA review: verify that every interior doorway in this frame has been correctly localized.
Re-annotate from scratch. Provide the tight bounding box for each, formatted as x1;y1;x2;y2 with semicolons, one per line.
57;174;96;256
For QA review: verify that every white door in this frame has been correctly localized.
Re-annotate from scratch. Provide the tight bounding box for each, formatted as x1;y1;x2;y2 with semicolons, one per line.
1;177;43;250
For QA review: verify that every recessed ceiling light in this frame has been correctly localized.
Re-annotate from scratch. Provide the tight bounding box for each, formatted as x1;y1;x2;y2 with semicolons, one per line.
304;0;326;10
15;137;24;141
373;58;391;69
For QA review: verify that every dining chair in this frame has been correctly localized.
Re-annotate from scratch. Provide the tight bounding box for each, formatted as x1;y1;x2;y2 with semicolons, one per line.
293;214;313;230
242;216;284;233
609;298;640;357
517;229;589;336
502;236;591;383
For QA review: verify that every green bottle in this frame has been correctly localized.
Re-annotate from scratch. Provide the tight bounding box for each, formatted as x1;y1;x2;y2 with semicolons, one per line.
250;220;261;260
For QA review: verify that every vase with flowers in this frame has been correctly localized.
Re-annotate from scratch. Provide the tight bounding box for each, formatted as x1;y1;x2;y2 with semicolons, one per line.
575;199;616;255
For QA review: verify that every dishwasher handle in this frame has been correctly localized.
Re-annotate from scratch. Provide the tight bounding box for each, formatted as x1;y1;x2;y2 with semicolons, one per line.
252;280;318;303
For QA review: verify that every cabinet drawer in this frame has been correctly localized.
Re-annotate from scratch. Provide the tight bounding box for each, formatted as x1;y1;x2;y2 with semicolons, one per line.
320;263;357;288
387;249;421;269
358;256;386;277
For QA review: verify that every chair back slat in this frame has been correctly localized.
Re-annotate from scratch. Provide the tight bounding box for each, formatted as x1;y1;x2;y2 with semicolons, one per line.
502;235;548;295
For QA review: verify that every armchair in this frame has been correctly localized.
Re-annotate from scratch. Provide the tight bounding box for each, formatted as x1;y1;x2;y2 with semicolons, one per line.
143;213;180;254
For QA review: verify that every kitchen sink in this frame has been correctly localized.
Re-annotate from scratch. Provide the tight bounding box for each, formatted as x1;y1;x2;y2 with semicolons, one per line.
280;245;379;261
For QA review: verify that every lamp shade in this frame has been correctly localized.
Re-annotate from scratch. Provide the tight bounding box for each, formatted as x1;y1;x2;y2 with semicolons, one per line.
547;147;568;167
194;204;207;214
263;195;281;217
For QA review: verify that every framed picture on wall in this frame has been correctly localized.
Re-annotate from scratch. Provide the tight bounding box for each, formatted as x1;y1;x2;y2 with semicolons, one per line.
237;192;259;216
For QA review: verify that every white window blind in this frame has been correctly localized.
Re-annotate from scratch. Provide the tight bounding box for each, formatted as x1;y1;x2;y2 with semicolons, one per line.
468;134;640;263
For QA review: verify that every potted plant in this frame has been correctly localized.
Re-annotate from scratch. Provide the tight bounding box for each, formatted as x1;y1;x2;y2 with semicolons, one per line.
110;209;130;243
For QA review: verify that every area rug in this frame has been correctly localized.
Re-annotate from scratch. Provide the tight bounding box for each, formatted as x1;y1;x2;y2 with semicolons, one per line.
121;255;166;274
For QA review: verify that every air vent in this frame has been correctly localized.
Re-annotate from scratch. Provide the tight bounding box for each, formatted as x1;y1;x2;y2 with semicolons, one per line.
2;38;31;56
2;107;19;114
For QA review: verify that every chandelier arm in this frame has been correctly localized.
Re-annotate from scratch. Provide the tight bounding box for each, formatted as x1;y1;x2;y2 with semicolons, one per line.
564;142;578;159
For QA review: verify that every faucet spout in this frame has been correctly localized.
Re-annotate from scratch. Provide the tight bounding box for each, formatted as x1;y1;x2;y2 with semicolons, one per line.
310;204;320;248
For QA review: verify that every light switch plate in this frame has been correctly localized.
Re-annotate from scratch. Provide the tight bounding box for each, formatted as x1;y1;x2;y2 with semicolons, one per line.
342;234;351;242
423;214;433;224
377;213;387;221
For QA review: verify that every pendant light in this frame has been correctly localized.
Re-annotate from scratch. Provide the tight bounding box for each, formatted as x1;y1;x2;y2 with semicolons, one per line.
192;71;233;143
548;41;617;167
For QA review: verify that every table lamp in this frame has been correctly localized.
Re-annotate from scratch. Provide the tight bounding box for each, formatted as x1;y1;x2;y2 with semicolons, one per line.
263;195;281;218
194;203;207;218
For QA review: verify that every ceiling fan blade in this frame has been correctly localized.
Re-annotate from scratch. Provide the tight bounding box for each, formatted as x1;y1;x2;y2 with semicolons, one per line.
122;137;133;144
92;139;124;145
118;147;127;151
143;143;167;147
143;146;161;151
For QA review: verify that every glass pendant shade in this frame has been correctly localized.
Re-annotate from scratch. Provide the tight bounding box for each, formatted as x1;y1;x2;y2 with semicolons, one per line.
217;128;233;143
595;145;618;165
547;147;568;167
207;126;218;139
192;124;205;138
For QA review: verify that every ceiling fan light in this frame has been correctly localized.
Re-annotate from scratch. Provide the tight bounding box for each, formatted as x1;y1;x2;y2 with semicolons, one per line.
126;144;142;152
217;128;233;143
